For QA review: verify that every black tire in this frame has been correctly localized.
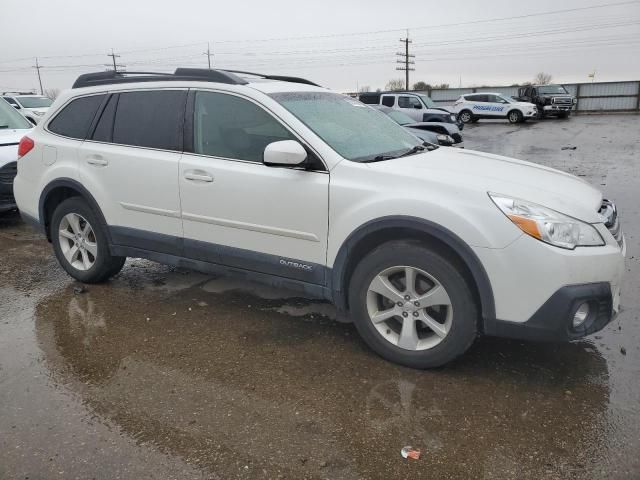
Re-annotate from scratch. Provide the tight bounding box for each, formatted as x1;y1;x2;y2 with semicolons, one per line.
51;197;126;283
348;241;478;369
507;109;523;124
458;110;474;124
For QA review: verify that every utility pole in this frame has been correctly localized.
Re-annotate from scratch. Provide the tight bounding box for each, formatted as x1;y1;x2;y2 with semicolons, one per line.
33;57;44;95
204;42;214;69
106;49;125;73
396;30;414;90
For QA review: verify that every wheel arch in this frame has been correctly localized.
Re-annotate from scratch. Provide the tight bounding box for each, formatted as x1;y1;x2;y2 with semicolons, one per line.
39;178;110;243
330;216;495;327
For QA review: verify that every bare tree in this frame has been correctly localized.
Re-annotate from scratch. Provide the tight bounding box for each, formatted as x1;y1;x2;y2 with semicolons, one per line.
412;81;431;91
358;85;371;93
533;72;553;85
385;79;406;91
44;88;60;100
434;83;450;89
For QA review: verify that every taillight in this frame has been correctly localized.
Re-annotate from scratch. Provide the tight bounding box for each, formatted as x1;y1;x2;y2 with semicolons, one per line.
18;136;34;158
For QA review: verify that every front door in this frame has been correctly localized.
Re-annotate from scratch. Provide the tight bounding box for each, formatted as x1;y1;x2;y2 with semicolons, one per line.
179;90;329;285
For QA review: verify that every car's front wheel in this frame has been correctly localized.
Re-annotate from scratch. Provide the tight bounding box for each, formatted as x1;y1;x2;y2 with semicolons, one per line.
51;197;126;283
348;241;478;368
508;110;523;124
458;110;474;124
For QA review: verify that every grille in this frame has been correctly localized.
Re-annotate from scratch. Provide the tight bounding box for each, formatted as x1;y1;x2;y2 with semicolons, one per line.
451;133;463;143
599;199;623;248
553;97;573;105
0;161;17;185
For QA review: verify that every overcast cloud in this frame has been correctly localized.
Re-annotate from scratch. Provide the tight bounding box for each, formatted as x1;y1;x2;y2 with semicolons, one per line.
1;0;639;93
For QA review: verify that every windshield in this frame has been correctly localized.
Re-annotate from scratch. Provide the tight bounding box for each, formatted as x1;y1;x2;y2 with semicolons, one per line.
537;85;568;95
0;98;32;129
385;110;415;125
417;94;437;108
270;92;423;162
16;96;53;108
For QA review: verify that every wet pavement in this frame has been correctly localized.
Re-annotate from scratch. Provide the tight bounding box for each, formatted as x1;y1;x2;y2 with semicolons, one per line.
1;114;639;479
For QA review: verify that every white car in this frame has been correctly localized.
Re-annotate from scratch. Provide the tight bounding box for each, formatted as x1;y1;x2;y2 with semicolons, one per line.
451;92;537;124
0;98;32;212
14;68;625;368
2;94;53;125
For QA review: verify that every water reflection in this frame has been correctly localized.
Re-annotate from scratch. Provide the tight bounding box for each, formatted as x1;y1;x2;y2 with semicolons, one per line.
36;284;612;479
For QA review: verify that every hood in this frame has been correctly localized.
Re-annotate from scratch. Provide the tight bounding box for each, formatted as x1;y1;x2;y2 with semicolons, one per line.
512;101;537;108
404;127;438;144
0;128;29;167
367;148;603;222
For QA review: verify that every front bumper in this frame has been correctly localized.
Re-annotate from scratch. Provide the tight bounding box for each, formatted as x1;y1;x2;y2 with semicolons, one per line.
543;104;573;112
524;108;538;118
485;282;617;341
474;225;625;342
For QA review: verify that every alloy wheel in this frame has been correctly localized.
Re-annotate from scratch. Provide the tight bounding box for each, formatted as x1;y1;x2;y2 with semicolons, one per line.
366;266;453;351
58;213;98;271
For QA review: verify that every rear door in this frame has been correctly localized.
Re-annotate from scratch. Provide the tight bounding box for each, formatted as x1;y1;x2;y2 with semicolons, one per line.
178;89;329;284
78;89;186;252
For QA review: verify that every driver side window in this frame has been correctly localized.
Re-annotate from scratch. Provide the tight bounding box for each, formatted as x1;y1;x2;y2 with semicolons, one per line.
398;96;422;109
194;91;295;163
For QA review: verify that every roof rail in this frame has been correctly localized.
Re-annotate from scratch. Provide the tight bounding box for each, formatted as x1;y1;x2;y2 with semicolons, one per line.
221;70;321;87
71;68;249;89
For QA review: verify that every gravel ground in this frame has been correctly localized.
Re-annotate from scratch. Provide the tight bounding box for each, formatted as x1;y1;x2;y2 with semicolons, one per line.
1;113;638;479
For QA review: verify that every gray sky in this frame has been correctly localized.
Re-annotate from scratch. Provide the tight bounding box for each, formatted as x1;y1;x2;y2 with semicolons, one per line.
1;0;639;93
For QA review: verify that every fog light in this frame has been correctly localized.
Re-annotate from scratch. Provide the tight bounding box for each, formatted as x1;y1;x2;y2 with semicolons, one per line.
573;302;590;328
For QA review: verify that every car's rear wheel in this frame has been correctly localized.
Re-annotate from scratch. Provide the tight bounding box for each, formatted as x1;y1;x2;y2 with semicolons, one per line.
458;110;474;124
508;110;523;124
51;197;126;283
348;241;478;368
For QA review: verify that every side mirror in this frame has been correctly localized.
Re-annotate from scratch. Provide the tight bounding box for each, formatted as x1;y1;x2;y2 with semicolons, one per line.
413;104;422;109
263;140;307;167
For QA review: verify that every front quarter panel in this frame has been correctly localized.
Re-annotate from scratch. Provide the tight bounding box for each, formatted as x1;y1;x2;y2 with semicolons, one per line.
326;158;522;267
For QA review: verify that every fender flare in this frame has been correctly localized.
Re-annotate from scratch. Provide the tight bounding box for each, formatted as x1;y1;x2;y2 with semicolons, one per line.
38;177;112;243
330;216;496;322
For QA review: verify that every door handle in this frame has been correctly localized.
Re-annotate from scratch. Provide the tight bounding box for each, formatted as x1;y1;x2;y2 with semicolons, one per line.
86;155;108;167
184;170;214;183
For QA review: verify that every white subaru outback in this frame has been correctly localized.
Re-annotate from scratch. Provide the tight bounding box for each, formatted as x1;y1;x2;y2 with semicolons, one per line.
14;69;625;368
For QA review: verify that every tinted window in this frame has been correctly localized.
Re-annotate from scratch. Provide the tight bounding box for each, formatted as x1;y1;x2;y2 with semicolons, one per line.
359;94;380;105
92;94;117;142
381;96;395;107
112;90;187;151
194;91;296;162
398;96;422;109
48;95;105;139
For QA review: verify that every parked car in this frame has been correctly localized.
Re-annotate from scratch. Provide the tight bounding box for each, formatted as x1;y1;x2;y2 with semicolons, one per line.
2;93;53;125
515;84;576;118
372;105;463;147
15;68;625;369
359;91;462;129
452;93;538;124
0;98;32;212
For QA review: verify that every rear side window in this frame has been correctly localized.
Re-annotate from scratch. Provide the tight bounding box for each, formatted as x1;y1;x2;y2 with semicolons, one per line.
381;96;395;107
398;96;422;109
359;94;380;105
48;95;105;139
112;90;187;151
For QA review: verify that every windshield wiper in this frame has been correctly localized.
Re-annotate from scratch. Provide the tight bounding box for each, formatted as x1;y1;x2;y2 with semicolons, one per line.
361;154;398;163
397;145;425;158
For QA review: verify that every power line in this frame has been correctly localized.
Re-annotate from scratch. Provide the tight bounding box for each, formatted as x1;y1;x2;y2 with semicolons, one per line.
106;48;125;73
204;42;213;69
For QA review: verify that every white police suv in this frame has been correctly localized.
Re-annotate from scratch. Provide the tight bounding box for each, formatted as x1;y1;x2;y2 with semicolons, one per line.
452;92;537;124
13;69;625;368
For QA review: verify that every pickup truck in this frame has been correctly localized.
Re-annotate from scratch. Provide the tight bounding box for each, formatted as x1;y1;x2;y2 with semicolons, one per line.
515;85;576;118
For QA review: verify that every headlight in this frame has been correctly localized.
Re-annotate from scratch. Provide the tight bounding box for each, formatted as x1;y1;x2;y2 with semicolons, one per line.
436;134;454;145
450;114;457;122
489;193;604;249
572;98;577;104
